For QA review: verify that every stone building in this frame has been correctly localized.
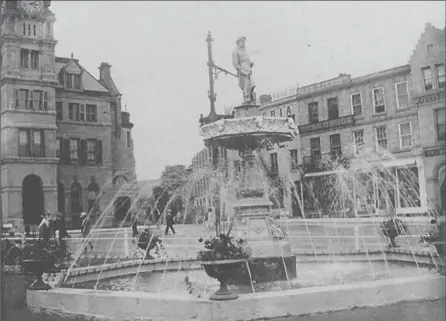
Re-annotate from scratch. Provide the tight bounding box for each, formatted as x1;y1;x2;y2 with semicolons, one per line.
257;24;445;218
410;23;445;212
0;1;136;230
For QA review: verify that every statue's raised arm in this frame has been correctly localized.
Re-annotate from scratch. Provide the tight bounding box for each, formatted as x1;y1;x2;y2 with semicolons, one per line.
232;36;256;104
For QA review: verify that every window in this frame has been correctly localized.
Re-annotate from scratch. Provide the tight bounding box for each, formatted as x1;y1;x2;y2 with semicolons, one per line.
310;137;321;159
435;109;446;141
375;126;388;150
353;130;364;155
372;87;385;113
29;90;47;110
20;49;39;69
308;102;319;123
422;67;433;91
398;122;412;149
64;73;82;90
86;139;96;162
56;138;61;158
329;134;341;156
126;131;131;149
18;89;29;109
18;129;44;157
290;149;298;170
56;102;63;120
70;139;78;161
68;103;85;121
327;97;339;119
86;104;97;122
87;183;100;213
271;110;275;117
427;44;434;53
350;93;362;116
395;81;409;109
436;64;445;89
70;183;82;214
397;166;421;208
270;153;278;173
288;114;295;123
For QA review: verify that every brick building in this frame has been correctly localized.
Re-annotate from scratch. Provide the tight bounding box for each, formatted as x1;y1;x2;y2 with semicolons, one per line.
0;1;136;230
256;23;444;218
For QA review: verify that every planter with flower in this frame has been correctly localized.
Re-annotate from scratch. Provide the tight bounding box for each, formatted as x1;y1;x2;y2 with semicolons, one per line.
380;218;409;248
198;232;251;301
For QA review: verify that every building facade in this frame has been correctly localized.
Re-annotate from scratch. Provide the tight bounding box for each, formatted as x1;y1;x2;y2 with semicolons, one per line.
256;23;444;218
410;23;445;213
0;1;136;230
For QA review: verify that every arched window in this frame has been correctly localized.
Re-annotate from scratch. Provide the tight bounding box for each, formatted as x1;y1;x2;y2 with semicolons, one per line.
70;182;82;214
88;183;100;213
57;182;65;213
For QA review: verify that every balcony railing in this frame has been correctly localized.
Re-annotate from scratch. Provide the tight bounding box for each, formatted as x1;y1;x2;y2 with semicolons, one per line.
303;151;349;173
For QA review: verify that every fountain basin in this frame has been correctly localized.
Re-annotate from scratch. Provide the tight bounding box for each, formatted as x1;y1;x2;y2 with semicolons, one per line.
28;273;445;321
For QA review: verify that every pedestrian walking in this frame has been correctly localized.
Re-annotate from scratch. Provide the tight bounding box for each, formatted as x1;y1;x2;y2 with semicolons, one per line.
38;212;51;244
132;214;139;238
164;209;176;235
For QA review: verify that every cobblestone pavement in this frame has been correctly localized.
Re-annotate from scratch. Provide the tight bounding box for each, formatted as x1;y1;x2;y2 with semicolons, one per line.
4;299;445;321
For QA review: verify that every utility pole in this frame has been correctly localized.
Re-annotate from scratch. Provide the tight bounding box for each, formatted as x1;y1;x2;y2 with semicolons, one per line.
200;31;237;127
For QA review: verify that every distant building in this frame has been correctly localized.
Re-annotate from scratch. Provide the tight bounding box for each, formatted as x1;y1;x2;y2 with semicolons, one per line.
0;1;136;230
410;23;446;212
256;22;445;218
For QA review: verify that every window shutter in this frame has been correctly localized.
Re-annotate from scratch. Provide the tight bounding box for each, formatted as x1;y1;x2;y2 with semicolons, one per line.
14;89;19;109
29;90;33;109
96;140;102;164
79;104;85;121
43;91;48;110
62;138;70;164
79;139;86;164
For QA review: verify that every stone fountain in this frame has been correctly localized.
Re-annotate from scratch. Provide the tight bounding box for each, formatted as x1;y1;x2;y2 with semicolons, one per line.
198;35;300;298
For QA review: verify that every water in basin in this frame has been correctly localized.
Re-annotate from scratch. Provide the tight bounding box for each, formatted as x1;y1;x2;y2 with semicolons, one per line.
68;261;435;297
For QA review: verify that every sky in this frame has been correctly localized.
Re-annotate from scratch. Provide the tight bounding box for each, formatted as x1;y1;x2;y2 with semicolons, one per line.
50;1;445;180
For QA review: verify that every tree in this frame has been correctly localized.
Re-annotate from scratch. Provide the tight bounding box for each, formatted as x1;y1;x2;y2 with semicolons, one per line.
148;164;193;220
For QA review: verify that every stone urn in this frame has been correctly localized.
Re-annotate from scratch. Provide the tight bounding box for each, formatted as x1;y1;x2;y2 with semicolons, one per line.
201;259;246;301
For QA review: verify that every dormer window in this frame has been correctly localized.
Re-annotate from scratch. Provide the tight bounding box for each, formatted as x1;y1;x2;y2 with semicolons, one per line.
60;71;82;90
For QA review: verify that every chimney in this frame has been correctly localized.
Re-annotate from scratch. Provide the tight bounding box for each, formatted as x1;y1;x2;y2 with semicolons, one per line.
99;62;112;81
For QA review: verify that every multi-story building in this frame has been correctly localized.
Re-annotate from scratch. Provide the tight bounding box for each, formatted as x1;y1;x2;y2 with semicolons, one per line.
0;1;136;230
257;23;445;218
410;23;445;213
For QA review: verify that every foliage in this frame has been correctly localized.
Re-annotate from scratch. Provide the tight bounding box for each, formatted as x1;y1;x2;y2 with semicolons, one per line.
183;205;205;224
380;218;409;240
421;218;446;244
197;233;251;261
2;238;72;271
149;164;192;218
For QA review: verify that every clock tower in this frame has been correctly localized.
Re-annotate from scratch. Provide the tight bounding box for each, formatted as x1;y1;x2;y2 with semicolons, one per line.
1;0;58;231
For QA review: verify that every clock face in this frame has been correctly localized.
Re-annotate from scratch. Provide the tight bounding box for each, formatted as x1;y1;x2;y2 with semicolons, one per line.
20;0;43;16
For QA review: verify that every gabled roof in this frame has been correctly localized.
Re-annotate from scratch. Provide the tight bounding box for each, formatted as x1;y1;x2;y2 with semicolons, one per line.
409;22;446;63
55;57;109;93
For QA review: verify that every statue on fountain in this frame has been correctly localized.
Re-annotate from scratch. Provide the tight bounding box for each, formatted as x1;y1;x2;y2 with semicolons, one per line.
232;36;256;104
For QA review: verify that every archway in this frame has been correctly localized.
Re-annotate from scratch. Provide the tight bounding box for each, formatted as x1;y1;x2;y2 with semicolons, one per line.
88;183;100;213
22;175;44;225
114;196;131;221
57;183;65;213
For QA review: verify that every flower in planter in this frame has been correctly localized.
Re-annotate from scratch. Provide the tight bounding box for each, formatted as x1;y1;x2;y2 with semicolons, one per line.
197;233;251;262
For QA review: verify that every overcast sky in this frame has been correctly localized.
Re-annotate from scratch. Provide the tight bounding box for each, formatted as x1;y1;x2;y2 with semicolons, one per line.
51;1;445;180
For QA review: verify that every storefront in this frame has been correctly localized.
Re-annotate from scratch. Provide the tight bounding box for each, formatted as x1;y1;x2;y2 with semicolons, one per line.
423;146;446;213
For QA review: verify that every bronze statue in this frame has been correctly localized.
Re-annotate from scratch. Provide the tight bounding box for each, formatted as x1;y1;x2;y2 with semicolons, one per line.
232;36;256;104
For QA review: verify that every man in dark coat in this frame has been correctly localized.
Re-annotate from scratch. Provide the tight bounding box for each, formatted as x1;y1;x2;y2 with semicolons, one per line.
132;214;139;238
38;213;51;244
164;209;176;235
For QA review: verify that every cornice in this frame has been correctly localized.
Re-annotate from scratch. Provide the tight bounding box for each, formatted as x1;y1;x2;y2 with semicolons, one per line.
415;90;445;106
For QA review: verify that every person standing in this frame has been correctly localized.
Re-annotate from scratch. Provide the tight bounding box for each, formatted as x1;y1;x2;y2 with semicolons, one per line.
164;209;176;235
132;214;139;238
38;212;51;244
80;212;94;251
